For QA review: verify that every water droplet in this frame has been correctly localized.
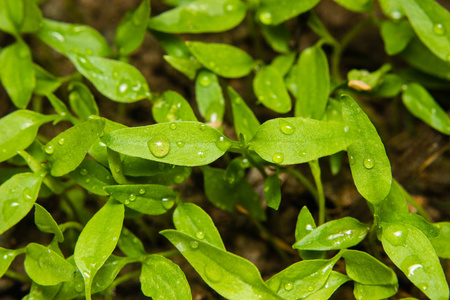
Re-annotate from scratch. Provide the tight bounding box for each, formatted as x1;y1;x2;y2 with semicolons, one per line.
112;72;119;79
23;188;33;200
284;282;293;291
204;265;223;283
139;188;145;195
124;199;130;205
199;75;211;86
118;82;128;94
433;23;445;35
85;178;91;183
390;11;402;20
215;136;231;151
58;138;65;145
75;283;84;292
198;151;206;159
148;135;170;158
44;145;54;154
169;122;177;130
363;157;374;169
272;153;284;164
176;141;185;148
387;228;408;246
279;119;295;135
161;198;174;210
196;231;205;239
80;168;88;176
226;4;234;11
190;241;199;249
199;124;207;131
307;285;314;292
259;11;272;25
420;283;429;291
129;194;136;201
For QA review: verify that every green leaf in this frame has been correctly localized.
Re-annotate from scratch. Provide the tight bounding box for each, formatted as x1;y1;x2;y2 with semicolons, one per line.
36;19;112;57
137;165;192;186
293;217;369;250
332;0;374;12
122;156;175;177
254;66;292;113
161;230;283;299
101;121;231;166
34;203;64;243
195;69;225;123
295;45;330;119
74;199;124;299
341;95;392;205
302;271;350;300
353;282;398;300
104;184;176;215
369;74;403;98
68;158;115;196
46;94;73;121
20;0;43;33
266;259;336;299
151;31;192;58
88;118;126;167
164;55;202;80
382;223;449;300
379;0;404;20
398;0;450;62
307;12;337;46
24;243;75;286
69;54;151;103
295;206;324;260
270;52;296;77
152;91;197;123
26;281;61;300
149;0;247;33
249;117;355;165
0;41;35;108
68;82;99;121
224;156;250;184
187;41;255;78
381;20;415;55
202;166;266;221
264;174;281;210
1;247;25;277
347;64;392;92
140;255;191;299
0;0;22;35
0;173;43;234
44;117;105;177
402;83;450;135
429;222;450;258
285;62;299;97
174;202;225;249
118;227;146;257
260;23;291;53
0;110;55;163
342;250;397;285
115;0;150;56
228;86;260;141
256;0;320;26
34;65;62;96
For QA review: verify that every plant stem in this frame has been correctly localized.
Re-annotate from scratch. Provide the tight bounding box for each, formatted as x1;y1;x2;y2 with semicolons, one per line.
252;218;291;264
156;249;179;258
244;147;267;179
4;270;31;283
308;160;326;225
104;270;141;300
60;221;84;233
280;168;319;204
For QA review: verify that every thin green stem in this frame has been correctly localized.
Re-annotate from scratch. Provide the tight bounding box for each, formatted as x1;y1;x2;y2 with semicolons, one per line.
4;270;31;283
60;221;84;233
368;216;382;260
243;147;267;179
252;218;291;264
308;160;325;225
280;168;319;204
156;249;179;258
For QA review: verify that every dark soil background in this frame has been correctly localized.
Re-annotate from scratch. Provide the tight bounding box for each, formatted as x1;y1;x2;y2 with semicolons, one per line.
1;0;449;299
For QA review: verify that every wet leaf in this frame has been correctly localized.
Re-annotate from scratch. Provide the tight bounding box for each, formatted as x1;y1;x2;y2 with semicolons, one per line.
379;0;404;20
68;82;99;121
293;217;369;250
187;41;255;78
353;282;398;300
24;243;75;286
0;0;22;35
195;69;225;123
137;165;192;186
295;206;324;260
429;222;450;258
249;117;355;165
164;55;202;80
122;157;174;177
34;203;64;242
260;23;291;53
0;247;25;277
228;87;260;141
381;20;415;55
333;0;374;12
149;0;246;33
151;31;192;58
0;173;43;234
68;158;115;196
44;117;105;177
303;271;350;300
270;52;296;77
347;64;391;92
382;223;449;300
161;230;283;299
369;74;403;98
264;174;282;210
88;118;126;167
224;157;250;184
140;255;191;299
101;121;231;166
256;0;320;26
254;66;292;113
118;227;146;257
341;95;392;205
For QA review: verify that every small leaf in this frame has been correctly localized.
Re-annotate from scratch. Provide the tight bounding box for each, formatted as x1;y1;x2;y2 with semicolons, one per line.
195;69;225;123
1;247;25;277
0;0;22;35
115;0;150;56
101;121;231;166
249;117;355;165
264;174;282;210
295;206;324;260
164;55;202;80
402;83;450;135
307;12;337;46
24;243;75;286
295;45;330;119
347;64;392;92
429;222;450;258
332;0;374;12
88;118;126;167
266;258;336;299
152;91;198;123
379;0;404;20
293;217;369;250
151;31;192;58
105;184;176;215
224;156;250;184
341;95;392;205
369;74;403;98
0;173;43;234
174;202;225;249
140;255;191;299
74;199;124;299
228;86;260;141
20;0;43;33
254;66;292;113
187;41;255;78
256;0;320;26
69;54;151;103
34;203;64;243
0;41;35;108
118;227;146;257
68;82;99;121
36;19;112;57
149;0;247;33
34;65;62;96
270;52;296;77
353;282;398;300
44;117;105;177
46;94;73;121
68;158;115;196
161;230;283;299
302;271;350;300
260;23;291;53
382;223;449;300
381;20;415;55
138;165;192;186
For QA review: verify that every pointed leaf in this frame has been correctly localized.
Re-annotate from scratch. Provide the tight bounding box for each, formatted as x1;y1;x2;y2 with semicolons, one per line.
264;174;282;210
228;87;260;141
295;206;324;260
118;228;146;257
34;203;64;242
254;66;292;113
353;282;398;300
260;23;291;53
270;52;296;77
381;20;415;55
164;55;202;80
195;69;225;123
68;82;99;121
68;158;115;196
0;247;25;277
152;91;198;123
303;271;350;300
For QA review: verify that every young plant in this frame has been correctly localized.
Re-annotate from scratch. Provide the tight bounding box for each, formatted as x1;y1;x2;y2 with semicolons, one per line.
1;0;449;299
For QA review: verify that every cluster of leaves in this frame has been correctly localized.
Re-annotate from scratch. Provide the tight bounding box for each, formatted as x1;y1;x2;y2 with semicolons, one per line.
0;0;449;299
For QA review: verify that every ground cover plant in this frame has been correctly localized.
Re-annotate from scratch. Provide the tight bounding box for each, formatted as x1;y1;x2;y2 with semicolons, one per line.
0;0;450;299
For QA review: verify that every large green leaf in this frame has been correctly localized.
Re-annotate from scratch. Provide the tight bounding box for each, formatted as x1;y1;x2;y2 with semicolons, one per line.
341;95;392;205
161;230;283;300
256;0;320;26
253;66;292;113
249;117;355;165
228;86;260;141
195;69;225;123
149;0;246;33
380;20;415;55
101;121;231;166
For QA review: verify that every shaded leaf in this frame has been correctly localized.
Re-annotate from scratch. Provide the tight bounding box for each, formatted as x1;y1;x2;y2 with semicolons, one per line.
68;158;115;196
381;20;415;55
254;66;291;113
118;227;147;257
256;0;320;26
260;23;291;53
228;87;260;141
34;203;64;242
429;222;450;258
264;174;282;210
303;271;350;300
68;82;99;121
152;91;198;123
295;206;324;260
333;0;374;12
195;69;225;123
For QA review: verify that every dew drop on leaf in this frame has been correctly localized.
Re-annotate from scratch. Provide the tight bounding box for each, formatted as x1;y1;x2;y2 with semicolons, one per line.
112;72;119;79
197;151;206;159
129;194;136;201
169;122;177;130
199;124;207;131
272;153;284;164
75;283;84;292
148;135;170;158
433;23;445;35
284;282;293;291
279;119;295;135
85;178;90;183
387;229;408;246
124;199;130;205
176;141;185;148
161;198;174;210
259;11;272;25
23;188;32;200
139;188;145;195
307;285;314;292
58;138;65;145
215;136;231;151
401;255;424;278
363;157;375;169
44;145;54;154
117;81;129;94
390;11;402;20
190;241;199;249
174;175;184;184
196;231;205;239
80;168;88;176
199;75;211;87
